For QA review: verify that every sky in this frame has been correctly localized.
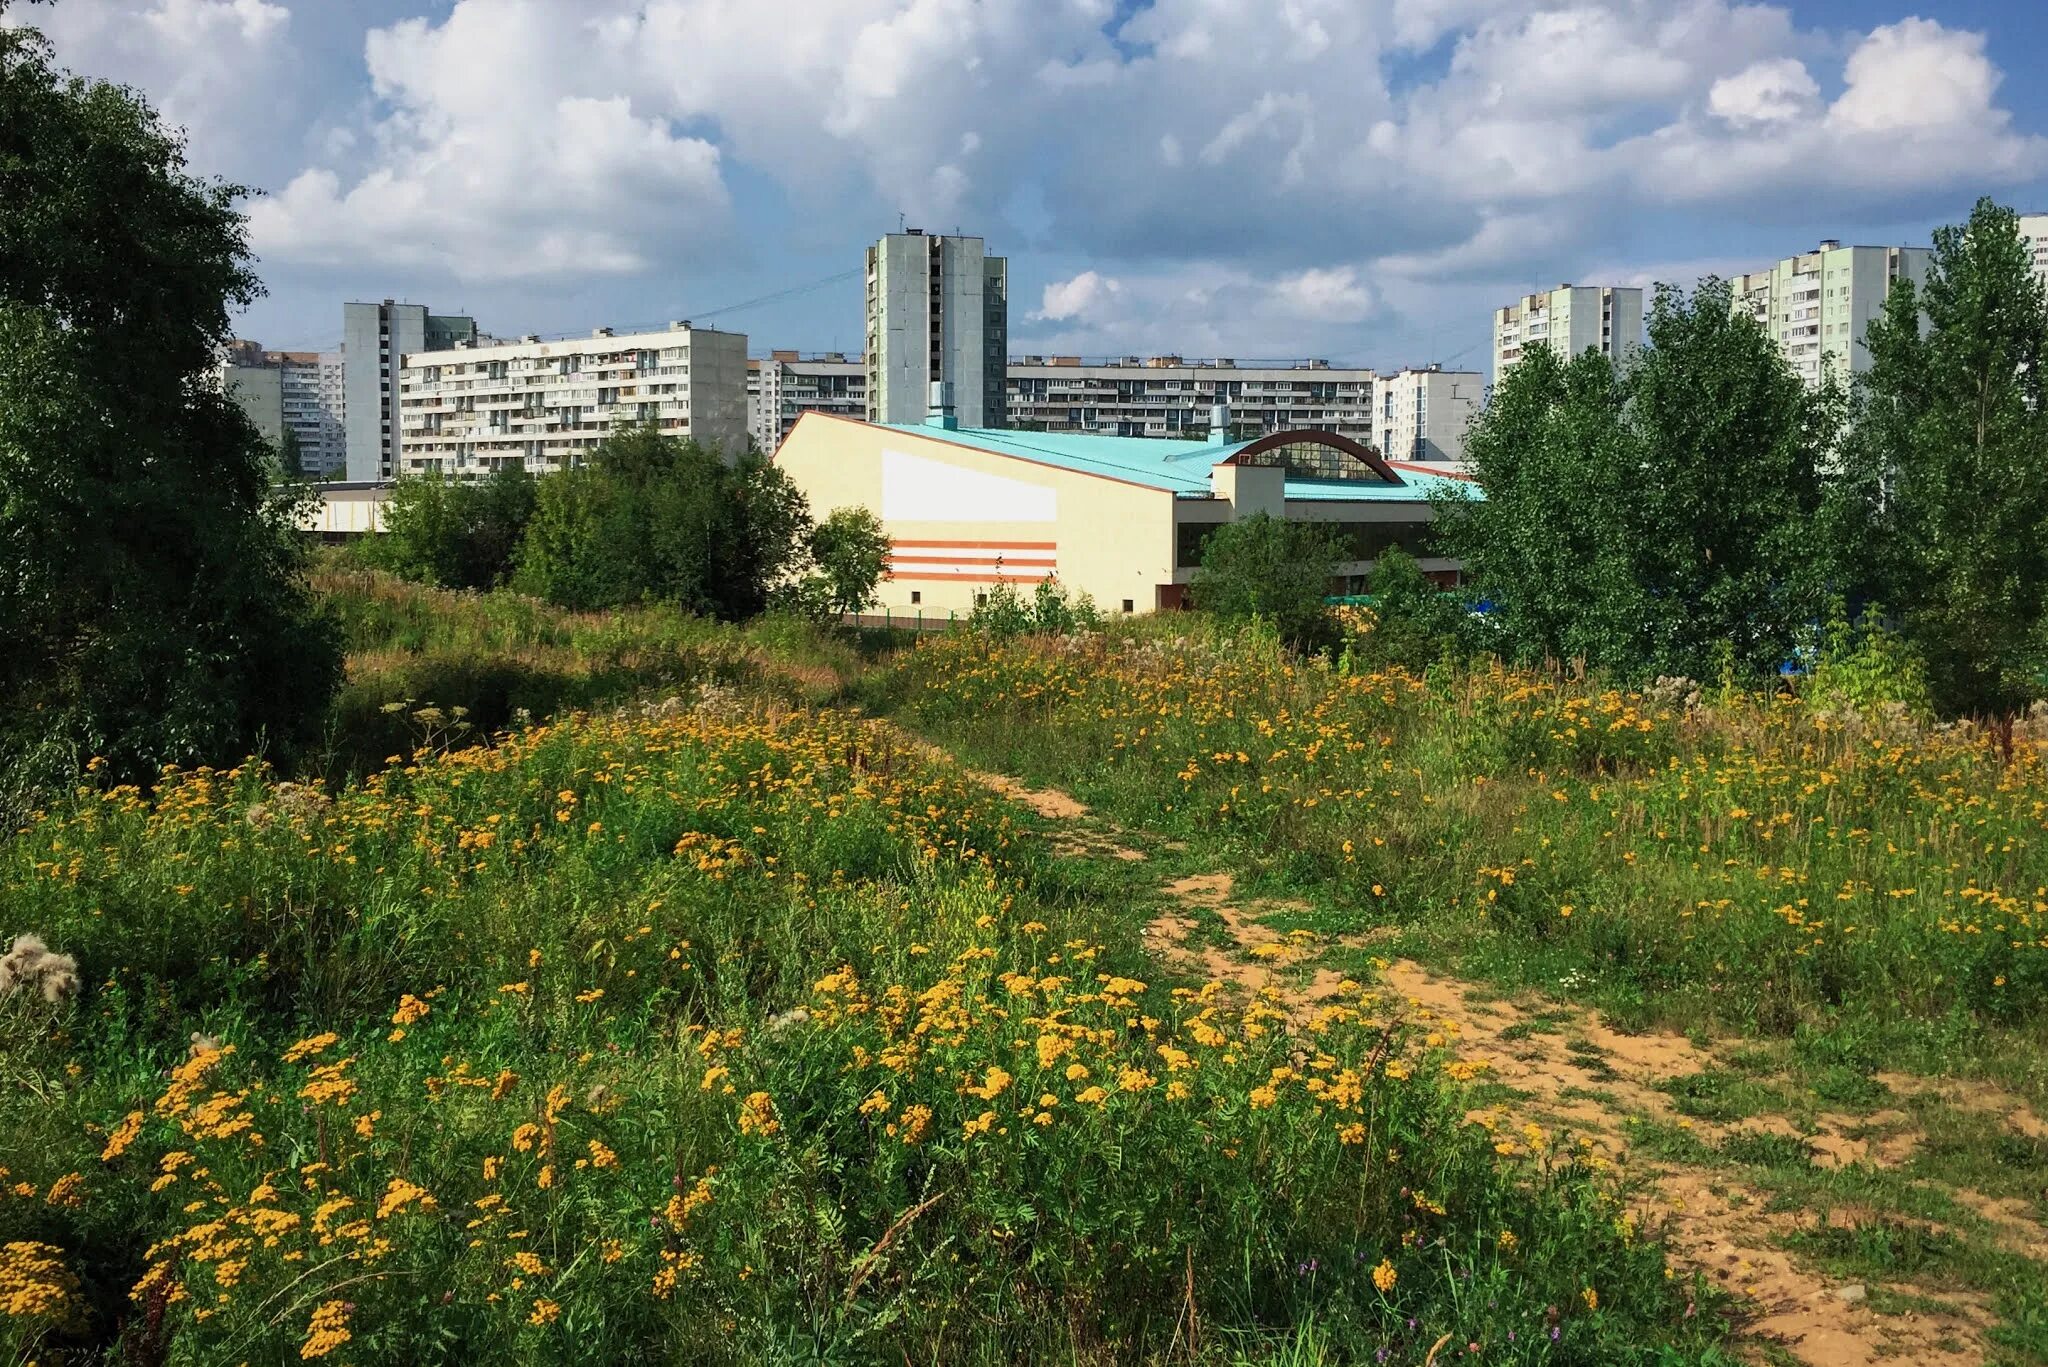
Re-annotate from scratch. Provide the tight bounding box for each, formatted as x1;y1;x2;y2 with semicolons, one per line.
11;0;2048;378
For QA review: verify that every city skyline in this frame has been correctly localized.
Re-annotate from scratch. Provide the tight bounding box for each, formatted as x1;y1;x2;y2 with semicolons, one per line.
12;0;2048;377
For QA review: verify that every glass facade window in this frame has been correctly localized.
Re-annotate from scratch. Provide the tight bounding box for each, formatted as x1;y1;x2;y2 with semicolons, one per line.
1236;438;1391;483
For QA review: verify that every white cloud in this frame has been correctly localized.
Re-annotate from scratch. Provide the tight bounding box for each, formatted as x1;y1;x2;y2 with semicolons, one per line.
1019;261;1380;356
1034;271;1122;322
1627;17;2047;203
9;0;294;175
1829;18;2000;136
17;0;2048;363
1708;58;1819;127
1274;266;1373;322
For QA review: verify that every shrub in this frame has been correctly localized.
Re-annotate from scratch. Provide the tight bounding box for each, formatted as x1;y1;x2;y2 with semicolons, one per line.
372;465;537;591
1191;514;1345;652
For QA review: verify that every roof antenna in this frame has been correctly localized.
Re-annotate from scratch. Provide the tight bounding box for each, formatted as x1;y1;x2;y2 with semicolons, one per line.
898;211;906;233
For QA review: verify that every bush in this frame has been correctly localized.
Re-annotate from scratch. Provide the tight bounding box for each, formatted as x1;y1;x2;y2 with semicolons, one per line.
511;424;812;619
1348;546;1471;671
968;576;1101;638
1191;514;1344;652
372;465;536;591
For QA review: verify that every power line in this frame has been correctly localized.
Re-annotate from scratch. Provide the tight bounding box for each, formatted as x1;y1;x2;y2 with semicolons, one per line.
674;268;863;325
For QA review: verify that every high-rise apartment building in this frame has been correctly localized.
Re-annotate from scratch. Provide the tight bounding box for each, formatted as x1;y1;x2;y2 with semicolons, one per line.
864;231;1006;428
220;360;284;450
1494;285;1643;379
1005;356;1377;443
1727;242;1929;389
747;352;866;455
1372;366;1484;466
395;322;748;477
218;342;348;476
343;301;479;481
2019;213;2048;299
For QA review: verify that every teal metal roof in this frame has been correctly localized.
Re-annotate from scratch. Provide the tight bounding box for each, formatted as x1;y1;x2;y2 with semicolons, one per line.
881;421;1476;503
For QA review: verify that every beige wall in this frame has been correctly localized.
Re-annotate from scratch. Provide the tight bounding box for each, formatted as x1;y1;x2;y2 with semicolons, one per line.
775;415;1177;619
303;486;388;535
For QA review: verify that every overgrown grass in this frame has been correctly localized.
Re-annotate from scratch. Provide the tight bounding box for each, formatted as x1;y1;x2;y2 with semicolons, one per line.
881;622;2048;1092
2;695;1727;1363
311;562;884;779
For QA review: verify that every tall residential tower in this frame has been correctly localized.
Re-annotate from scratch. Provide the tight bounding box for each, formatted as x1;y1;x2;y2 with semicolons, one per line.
864;231;1007;428
1493;285;1643;379
2019;213;2048;298
343;301;479;481
1727;242;1928;389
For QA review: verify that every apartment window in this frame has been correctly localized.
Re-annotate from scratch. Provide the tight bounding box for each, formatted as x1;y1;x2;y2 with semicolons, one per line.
910;591;921;605
1121;599;1134;614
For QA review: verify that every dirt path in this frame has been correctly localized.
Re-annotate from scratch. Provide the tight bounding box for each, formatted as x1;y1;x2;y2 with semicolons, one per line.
927;746;2037;1367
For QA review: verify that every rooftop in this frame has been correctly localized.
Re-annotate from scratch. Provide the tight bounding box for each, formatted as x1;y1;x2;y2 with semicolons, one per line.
869;420;1475;503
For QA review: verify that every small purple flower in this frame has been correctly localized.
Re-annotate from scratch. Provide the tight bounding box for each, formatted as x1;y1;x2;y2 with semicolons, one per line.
1297;1258;1319;1275
1376;1350;1389;1363
1551;1326;1562;1341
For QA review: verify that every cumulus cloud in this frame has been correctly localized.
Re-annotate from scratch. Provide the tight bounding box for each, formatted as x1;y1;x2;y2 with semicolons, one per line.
1018;262;1381;357
1708;58;1819;127
16;0;2048;361
1273;267;1373;323
1829;18;2001;136
8;0;294;176
1034;271;1122;322
1627;17;2047;203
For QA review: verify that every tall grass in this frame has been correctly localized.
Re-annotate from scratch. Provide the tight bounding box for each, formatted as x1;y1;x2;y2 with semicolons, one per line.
885;623;2048;1064
3;695;1721;1363
312;563;877;778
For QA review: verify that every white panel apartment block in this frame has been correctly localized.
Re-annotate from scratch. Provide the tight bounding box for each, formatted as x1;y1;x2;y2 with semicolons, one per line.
397;323;749;476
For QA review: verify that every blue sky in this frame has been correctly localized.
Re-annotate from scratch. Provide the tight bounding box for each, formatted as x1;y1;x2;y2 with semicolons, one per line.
14;0;2048;378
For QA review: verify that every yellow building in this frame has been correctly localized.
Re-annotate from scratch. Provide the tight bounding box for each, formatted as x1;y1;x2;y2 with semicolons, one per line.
773;403;1472;620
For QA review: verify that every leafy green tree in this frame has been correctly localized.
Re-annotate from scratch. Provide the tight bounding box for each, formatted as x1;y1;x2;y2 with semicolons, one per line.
1833;198;2048;723
512;423;815;617
373;465;535;592
512;463;645;610
0;13;339;800
1190;513;1344;651
278;427;306;481
1357;545;1467;669
1441;281;1838;681
794;507;891;620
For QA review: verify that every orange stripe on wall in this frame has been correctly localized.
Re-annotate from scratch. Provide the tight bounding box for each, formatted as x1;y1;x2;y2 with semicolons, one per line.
887;571;1057;584
888;554;1057;567
889;539;1059;551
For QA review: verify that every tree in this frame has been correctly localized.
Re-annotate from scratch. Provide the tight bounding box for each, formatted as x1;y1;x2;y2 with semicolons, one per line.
1357;545;1467;670
796;507;891;620
1436;343;1633;667
1190;513;1344;651
279;427;306;481
373;465;535;592
512;463;645;610
1441;282;1839;681
0;14;339;800
511;423;816;618
1833;198;2048;723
